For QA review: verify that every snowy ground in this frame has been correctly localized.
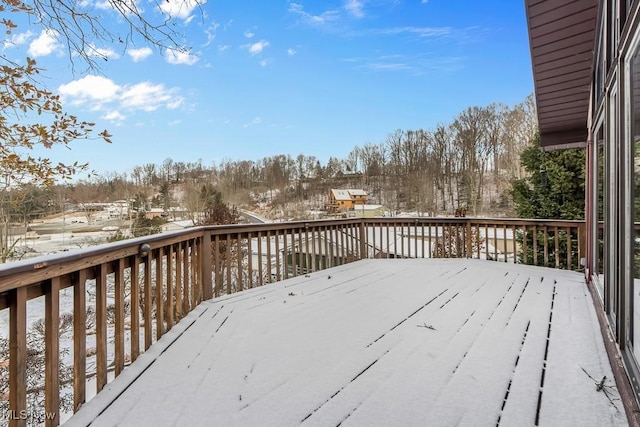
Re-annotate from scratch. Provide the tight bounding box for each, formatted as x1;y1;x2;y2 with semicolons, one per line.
65;259;627;427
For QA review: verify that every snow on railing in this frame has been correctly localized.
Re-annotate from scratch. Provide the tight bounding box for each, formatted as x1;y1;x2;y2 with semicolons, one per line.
0;217;584;426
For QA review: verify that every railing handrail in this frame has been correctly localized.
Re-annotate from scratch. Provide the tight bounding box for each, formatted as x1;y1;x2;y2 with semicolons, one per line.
0;217;585;280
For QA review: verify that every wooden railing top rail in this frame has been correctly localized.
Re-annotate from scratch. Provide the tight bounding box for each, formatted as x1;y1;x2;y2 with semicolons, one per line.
0;216;586;297
0;219;362;292
362;217;585;227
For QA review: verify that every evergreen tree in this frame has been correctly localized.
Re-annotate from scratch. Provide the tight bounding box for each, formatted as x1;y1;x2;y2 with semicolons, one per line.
511;133;586;220
510;133;586;269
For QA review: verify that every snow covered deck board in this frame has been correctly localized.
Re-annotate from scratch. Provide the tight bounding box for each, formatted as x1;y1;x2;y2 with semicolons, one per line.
67;259;626;427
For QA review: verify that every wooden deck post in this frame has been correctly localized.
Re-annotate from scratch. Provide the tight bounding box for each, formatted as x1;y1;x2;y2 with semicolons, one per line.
73;270;87;413
45;278;61;426
201;232;213;301
578;223;587;269
9;286;27;427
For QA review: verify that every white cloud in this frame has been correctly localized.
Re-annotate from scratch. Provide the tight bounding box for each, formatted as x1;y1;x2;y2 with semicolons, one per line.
287;48;297;56
58;75;120;106
103;111;126;122
168;120;182;126
167;98;184;109
422;0;428;3
28;29;61;57
288;2;340;25
159;0;205;21
203;22;220;47
244;30;255;39
3;31;33;49
260;59;272;67
120;82;184;111
245;40;269;55
59;76;185;115
218;45;230;52
127;47;153;62
344;0;364;18
165;48;199;65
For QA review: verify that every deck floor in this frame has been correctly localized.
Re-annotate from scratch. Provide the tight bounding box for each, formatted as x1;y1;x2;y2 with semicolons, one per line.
67;259;627;426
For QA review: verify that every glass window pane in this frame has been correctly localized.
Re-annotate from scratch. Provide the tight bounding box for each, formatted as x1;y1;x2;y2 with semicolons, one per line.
631;43;640;359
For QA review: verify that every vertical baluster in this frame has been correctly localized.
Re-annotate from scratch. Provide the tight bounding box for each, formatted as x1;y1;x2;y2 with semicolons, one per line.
202;233;213;302
323;226;329;268
144;255;153;351
283;230;289;279
248;232;254;288
305;226;310;273
421;223;425;259
554;226;560;268
96;263;108;390
191;239;198;305
311;227;318;271
414;221;418;258
130;256;140;362
484;225;489;260
225;235;232;294
386;223;390;258
184;242;191;308
156;247;164;340
275;230;281;281
566;227;572;269
73;270;87;412
115;259;125;376
297;228;304;275
266;231;272;283
166;245;174;331
511;225;516;263
340;225;346;264
9;286;27;427
533;225;538;265
371;222;376;259
328;226;335;268
257;231;263;285
291;228;298;277
236;234;243;290
175;243;183;320
543;226;549;267
45;278;60;426
349;224;354;260
214;236;221;297
522;225;528;265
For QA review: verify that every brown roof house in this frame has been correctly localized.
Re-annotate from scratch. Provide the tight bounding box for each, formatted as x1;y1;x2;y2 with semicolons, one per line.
326;189;368;213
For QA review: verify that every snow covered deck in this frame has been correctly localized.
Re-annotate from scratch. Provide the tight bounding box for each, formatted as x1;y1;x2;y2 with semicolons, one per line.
66;259;626;426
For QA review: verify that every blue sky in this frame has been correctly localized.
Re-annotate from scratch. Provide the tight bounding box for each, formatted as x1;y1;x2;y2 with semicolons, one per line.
4;0;534;177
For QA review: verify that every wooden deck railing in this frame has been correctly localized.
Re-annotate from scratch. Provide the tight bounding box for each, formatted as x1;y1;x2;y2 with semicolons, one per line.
0;217;585;426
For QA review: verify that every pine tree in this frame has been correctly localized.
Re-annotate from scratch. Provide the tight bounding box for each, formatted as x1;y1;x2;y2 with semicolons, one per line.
511;133;586;220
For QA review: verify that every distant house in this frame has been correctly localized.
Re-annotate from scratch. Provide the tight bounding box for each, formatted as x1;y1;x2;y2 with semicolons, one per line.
162;219;194;232
349;204;389;218
144;208;166;219
326;189;368;212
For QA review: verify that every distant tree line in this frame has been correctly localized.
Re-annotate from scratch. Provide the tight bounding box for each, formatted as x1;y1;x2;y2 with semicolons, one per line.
39;95;536;216
0;94;538;256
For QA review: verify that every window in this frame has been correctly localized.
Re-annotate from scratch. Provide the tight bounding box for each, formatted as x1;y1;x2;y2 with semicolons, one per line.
596;126;605;297
630;41;640;359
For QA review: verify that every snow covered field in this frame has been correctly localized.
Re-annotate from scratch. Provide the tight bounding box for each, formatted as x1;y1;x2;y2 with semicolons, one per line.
66;259;626;426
